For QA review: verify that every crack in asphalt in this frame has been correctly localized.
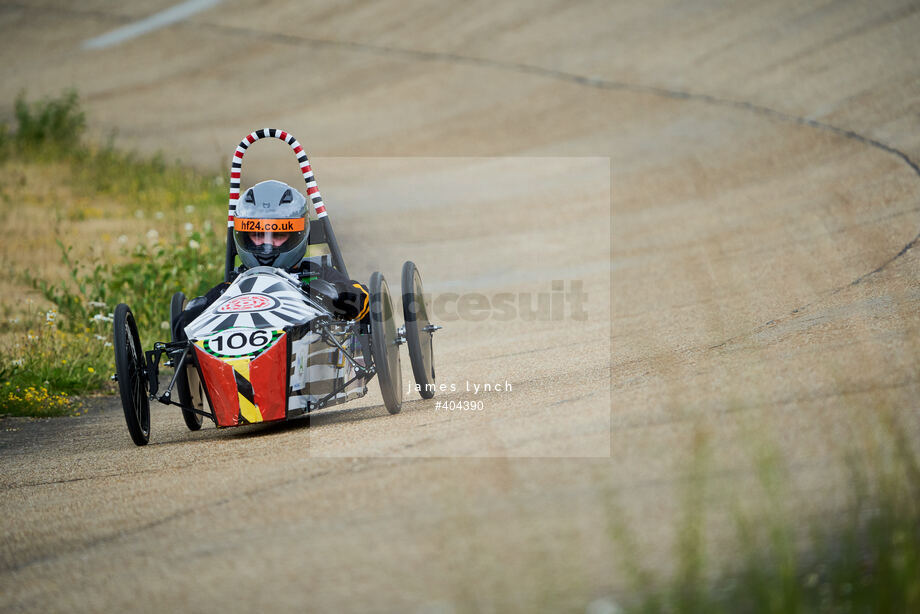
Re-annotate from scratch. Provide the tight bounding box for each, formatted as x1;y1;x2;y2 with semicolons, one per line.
3;5;917;401
2;447;418;576
3;1;917;283
191;21;919;289
1;472;130;490
0;457;203;492
848;231;920;286
0;465;337;575
614;376;920;430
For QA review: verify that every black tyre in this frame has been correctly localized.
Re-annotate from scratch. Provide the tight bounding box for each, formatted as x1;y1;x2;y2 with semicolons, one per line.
170;291;201;431
113;303;150;446
169;291;186;341
401;261;436;399
369;272;403;414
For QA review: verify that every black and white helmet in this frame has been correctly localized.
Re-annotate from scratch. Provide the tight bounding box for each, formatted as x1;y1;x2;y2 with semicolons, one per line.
233;180;308;269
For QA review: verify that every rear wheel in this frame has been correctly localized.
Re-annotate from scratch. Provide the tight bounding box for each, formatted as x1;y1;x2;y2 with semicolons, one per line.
169;292;186;342
369;272;403;414
401;261;437;399
113;304;150;446
170;291;201;431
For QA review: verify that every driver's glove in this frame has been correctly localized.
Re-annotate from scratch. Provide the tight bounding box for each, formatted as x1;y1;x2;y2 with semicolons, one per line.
331;281;369;321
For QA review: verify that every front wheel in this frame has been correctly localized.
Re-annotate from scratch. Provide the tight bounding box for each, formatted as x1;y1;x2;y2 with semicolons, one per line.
369;272;403;414
113;303;150;446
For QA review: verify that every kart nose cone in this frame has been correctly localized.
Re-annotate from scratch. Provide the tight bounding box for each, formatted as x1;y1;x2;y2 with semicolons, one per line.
193;332;287;427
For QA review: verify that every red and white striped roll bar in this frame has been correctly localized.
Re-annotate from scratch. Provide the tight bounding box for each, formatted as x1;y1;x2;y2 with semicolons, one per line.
224;128;347;281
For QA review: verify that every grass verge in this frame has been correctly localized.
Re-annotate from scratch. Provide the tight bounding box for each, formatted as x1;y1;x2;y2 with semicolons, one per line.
1;90;226;416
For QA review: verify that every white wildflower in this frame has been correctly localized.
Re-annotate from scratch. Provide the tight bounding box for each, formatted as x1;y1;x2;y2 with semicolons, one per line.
45;309;57;323
184;222;194;234
185;205;195;214
146;229;159;241
118;235;128;244
92;313;114;323
8;317;19;324
87;301;107;308
160;321;170;330
155;211;164;220
104;342;113;348
94;334;107;341
11;358;23;367
188;239;200;250
585;597;623;614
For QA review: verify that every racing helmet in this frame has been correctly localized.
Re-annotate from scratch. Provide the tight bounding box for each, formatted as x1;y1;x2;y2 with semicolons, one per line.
233;180;309;269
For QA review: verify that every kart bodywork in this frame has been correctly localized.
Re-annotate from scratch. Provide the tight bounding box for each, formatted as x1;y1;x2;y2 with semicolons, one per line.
179;266;367;427
112;129;439;445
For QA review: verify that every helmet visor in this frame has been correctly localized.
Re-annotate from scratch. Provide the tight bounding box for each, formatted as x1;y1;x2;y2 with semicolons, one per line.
234;218;306;264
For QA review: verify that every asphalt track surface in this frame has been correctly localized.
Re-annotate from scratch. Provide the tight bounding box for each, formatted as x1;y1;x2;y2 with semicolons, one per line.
1;1;919;611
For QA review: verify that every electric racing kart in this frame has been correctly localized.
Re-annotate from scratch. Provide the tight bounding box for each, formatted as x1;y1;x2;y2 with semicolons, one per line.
111;129;440;446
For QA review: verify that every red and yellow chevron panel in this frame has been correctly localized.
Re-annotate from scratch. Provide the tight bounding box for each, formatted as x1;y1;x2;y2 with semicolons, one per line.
194;345;241;427
193;333;288;427
227;357;260;423
250;332;287;421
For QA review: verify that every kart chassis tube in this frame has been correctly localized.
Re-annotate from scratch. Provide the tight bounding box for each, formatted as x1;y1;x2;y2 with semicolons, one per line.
317;321;372;379
312;328;377;410
143;319;375;422
224;128;348;281
145;341;217;423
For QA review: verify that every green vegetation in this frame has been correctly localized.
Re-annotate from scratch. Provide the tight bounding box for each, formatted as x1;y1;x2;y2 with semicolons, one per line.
0;304;108;417
1;90;226;415
12;89;85;153
612;418;920;614
32;231;223;346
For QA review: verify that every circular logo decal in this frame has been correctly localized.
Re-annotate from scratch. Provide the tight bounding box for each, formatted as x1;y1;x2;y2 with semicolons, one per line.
216;293;278;313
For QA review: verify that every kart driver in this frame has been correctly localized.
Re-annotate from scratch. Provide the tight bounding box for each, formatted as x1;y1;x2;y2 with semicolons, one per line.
174;180;369;338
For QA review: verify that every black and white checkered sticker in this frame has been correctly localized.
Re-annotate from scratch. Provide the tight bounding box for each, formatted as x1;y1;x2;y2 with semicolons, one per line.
184;269;327;340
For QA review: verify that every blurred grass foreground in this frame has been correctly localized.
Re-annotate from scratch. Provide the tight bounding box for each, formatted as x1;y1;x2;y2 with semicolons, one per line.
610;415;919;614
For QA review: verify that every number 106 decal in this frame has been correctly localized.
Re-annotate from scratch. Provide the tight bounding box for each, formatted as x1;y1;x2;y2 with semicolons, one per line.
204;328;279;357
